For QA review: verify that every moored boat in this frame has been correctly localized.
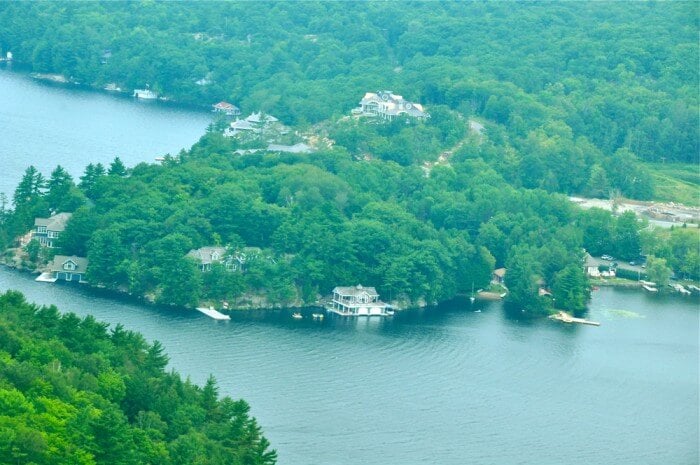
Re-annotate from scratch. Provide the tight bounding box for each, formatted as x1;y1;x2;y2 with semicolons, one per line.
133;88;158;99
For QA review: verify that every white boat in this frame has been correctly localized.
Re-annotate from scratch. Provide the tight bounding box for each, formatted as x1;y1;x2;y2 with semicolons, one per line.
133;88;158;99
104;83;122;92
312;313;324;320
642;284;658;293
292;312;303;319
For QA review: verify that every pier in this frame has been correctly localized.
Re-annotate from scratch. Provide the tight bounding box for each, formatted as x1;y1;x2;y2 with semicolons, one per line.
550;311;600;327
196;307;231;320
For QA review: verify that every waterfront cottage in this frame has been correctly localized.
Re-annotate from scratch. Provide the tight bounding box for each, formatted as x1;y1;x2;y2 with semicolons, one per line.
187;246;236;271
33;212;72;248
492;268;506;284
212;101;241;116
328;284;390;316
49;255;88;283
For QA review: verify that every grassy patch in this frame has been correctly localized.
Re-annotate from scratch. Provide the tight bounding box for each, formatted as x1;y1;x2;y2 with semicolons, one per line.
645;162;700;207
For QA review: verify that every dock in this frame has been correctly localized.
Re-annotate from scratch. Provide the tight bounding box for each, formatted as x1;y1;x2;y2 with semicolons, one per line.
550;311;600;327
671;283;691;295
642;284;658;293
195;307;231;320
35;272;57;283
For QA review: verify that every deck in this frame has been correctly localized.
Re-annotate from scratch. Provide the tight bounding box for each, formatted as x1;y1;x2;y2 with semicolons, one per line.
196;307;231;320
35;272;57;283
550;311;600;326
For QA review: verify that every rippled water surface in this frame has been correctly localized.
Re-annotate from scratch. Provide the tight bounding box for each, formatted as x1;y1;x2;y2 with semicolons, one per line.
0;68;213;197
1;269;697;465
0;67;698;464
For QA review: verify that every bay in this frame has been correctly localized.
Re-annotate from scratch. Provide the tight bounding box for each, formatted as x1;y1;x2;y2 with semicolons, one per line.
0;66;698;465
0;68;213;198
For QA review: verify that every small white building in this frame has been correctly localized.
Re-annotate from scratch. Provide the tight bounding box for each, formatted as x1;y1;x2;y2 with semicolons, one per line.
327;284;390;316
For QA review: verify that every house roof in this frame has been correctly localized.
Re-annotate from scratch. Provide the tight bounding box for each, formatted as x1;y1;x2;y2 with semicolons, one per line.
35;212;72;231
267;143;313;154
333;284;380;297
213;101;239;111
493;268;507;278
229;120;256;131
187;246;228;265
49;255;88;273
246;112;278;124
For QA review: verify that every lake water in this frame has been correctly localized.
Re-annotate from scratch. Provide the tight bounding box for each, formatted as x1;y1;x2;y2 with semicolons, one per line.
0;67;698;465
0;68;213;198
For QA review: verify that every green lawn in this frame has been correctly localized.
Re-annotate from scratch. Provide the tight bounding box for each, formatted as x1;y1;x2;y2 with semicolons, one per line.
645;162;700;207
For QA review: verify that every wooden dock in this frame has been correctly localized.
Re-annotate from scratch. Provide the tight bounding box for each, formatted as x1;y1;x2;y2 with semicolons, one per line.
35;272;57;283
550;311;600;327
196;307;231;320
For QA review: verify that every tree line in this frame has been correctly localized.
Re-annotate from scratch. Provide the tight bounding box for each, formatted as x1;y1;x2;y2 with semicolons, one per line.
0;1;696;199
0;290;276;464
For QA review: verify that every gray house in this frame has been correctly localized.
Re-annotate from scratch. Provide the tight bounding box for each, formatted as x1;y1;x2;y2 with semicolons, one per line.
49;255;88;283
187;246;234;271
34;212;72;248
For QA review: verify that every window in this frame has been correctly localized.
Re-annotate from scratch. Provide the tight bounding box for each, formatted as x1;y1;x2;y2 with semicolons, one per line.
37;226;47;233
64;261;76;271
48;231;59;238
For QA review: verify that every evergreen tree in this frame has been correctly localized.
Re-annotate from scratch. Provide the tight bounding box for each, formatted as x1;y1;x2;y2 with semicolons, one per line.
108;157;127;176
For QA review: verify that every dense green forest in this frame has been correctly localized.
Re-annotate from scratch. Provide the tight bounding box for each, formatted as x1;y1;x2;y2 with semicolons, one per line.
0;290;276;464
0;1;697;196
6;133;696;316
0;2;697;314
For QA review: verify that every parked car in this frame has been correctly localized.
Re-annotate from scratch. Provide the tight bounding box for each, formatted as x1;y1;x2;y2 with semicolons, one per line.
601;254;613;260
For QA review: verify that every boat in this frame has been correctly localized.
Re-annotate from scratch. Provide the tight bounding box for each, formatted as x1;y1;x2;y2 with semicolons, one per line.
641;284;658;293
474;309;482;313
133;88;158;99
292;312;303;319
311;313;324;320
103;83;122;92
470;283;476;303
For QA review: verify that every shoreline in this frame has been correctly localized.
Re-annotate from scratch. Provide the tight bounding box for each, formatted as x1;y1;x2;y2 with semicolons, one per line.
1;64;213;114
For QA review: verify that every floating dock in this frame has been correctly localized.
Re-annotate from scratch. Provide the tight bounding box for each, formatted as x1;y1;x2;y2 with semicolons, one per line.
550;311;600;327
641;284;658;293
35;272;57;283
195;307;231;320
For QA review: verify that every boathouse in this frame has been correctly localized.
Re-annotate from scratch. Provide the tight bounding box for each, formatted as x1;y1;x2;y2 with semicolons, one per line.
48;255;89;283
328;285;389;316
212;101;241;116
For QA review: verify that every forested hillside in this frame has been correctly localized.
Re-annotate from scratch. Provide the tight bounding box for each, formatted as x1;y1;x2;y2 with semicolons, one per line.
0;2;697;175
0;2;697;314
0;290;276;464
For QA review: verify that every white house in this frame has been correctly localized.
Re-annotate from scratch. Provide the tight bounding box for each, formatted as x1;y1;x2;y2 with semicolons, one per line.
327;284;390;316
354;90;429;120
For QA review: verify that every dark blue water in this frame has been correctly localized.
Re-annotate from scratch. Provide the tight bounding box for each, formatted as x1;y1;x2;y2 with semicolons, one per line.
0;69;213;198
0;67;698;464
0;268;697;465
